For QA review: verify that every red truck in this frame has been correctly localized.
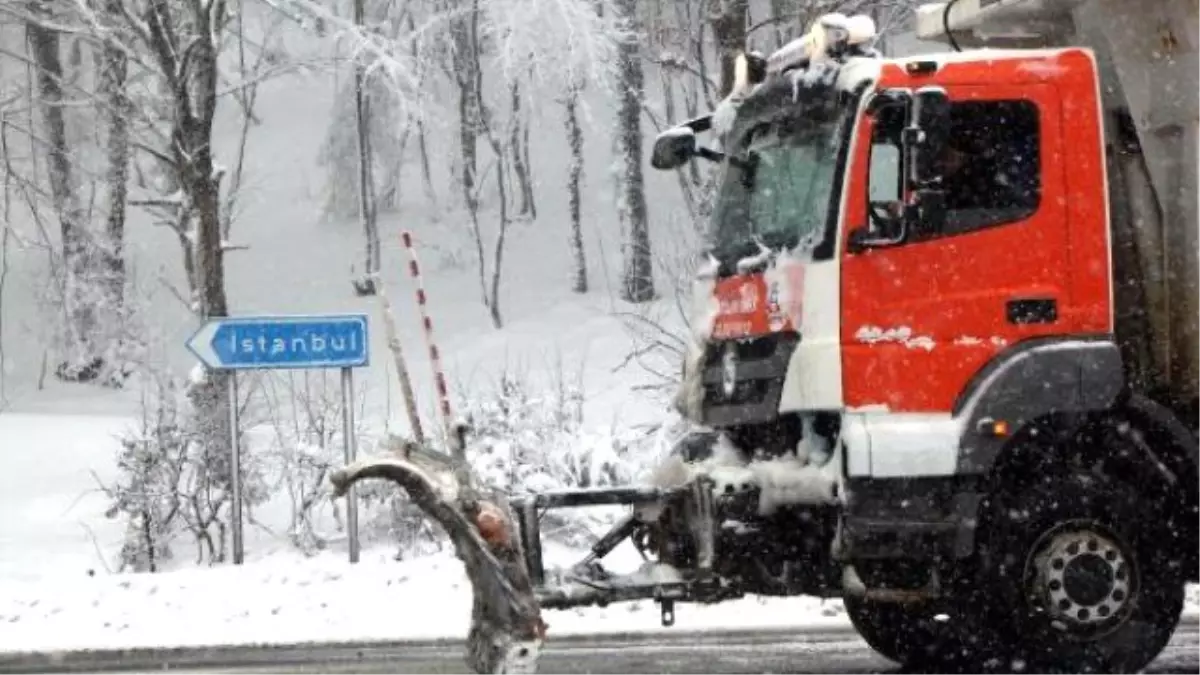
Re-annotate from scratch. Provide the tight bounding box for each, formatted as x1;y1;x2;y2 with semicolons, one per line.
511;1;1198;671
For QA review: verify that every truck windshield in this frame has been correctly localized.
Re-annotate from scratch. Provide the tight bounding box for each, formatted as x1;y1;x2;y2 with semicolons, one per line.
711;118;843;257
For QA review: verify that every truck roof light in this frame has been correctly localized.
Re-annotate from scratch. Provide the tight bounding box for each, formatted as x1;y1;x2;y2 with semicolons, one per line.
731;51;768;95
905;60;939;75
765;13;878;75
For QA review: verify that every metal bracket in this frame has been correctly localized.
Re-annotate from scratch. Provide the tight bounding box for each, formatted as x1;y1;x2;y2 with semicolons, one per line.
660;599;676;627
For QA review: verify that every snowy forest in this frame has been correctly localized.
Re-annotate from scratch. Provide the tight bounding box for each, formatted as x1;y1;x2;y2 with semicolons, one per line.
0;0;920;571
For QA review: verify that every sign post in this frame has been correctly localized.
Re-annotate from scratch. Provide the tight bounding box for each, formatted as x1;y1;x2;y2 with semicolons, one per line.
187;314;370;565
340;367;359;563
228;372;244;564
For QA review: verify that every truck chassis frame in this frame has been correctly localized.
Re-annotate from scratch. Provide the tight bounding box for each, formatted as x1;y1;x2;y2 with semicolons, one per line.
512;481;742;626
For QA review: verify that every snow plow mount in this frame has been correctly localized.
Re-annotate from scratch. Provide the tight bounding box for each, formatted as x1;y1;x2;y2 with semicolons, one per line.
512;479;737;624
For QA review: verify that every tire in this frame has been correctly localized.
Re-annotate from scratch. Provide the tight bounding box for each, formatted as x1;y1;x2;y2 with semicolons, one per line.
844;596;991;668
978;470;1184;673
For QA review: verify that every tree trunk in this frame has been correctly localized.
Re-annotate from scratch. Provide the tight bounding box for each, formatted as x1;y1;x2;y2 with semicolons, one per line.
98;0;130;382
451;0;481;216
352;0;376;283
26;11;100;381
615;0;654;304
407;14;437;208
563;85;587;294
487;151;508;329
508;81;535;219
353;0;380;294
709;0;749;98
452;0;508;328
148;0;234;524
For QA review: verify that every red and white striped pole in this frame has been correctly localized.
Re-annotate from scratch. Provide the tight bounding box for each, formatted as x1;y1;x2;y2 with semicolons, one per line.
400;230;455;441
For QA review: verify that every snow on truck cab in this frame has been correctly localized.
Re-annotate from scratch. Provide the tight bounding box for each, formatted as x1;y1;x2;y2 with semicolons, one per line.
509;2;1198;672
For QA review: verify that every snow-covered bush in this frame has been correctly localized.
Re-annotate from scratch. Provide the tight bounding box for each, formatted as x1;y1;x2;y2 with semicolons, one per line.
456;372;655;545
258;371;346;554
100;368;268;571
102;376;189;572
257;370;443;559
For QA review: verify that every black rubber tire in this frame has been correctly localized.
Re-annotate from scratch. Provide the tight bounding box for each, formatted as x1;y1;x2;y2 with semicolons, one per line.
978;470;1184;673
844;596;989;668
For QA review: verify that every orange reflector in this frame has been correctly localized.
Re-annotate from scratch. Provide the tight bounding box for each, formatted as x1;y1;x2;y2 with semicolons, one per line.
977;418;1010;437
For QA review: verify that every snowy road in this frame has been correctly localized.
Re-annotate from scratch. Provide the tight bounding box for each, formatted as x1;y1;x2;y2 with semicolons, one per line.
5;618;1197;674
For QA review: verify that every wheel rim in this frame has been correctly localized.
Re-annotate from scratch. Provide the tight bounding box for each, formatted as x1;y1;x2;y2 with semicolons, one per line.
1025;520;1138;640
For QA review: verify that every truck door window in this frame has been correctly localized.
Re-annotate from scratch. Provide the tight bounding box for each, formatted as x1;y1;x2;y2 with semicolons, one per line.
930;99;1041;238
866;104;905;227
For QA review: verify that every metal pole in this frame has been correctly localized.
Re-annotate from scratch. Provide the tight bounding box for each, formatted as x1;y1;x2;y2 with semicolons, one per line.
228;370;244;565
341;367;360;563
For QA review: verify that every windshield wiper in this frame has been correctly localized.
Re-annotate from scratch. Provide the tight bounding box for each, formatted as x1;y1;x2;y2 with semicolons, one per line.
739;151;760;188
695;146;755;171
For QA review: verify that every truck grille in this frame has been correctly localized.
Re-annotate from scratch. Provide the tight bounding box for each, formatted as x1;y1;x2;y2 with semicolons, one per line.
700;333;799;428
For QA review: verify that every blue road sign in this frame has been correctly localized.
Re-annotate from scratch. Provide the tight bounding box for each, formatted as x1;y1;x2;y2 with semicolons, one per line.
186;314;369;370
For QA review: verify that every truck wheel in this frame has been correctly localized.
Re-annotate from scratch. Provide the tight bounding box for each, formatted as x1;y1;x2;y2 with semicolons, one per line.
844;597;984;667
979;470;1184;673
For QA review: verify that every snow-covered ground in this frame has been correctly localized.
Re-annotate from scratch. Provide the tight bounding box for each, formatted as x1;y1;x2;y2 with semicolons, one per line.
0;545;856;653
0;411;854;653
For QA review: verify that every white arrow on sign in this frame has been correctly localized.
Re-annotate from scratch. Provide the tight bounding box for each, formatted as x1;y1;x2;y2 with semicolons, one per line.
186;320;223;369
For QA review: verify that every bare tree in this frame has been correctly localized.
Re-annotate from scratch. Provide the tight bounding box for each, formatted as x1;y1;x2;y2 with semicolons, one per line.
445;0;510;327
562;79;587;294
351;0;381;296
449;0;482;223
409;13;437;207
108;0;239;558
96;0;133;380
507;80;535;219
479;0;625;298
614;0;652;303
25;3;103;382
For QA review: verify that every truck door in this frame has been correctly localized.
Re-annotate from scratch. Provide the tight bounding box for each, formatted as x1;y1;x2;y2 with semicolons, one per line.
840;82;1069;477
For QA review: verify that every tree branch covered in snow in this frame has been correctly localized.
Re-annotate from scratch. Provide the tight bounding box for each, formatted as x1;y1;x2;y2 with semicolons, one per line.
481;0;627;97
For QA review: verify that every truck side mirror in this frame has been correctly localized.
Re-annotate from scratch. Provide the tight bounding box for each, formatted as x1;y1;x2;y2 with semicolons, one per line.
651;127;697;170
848;216;907;254
906;87;951;188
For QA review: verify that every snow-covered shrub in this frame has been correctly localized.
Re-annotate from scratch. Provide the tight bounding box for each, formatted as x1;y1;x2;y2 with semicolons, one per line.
257;370;442;559
258;371;347;555
456;373;654;545
102;376;189;572
101;368;268;571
